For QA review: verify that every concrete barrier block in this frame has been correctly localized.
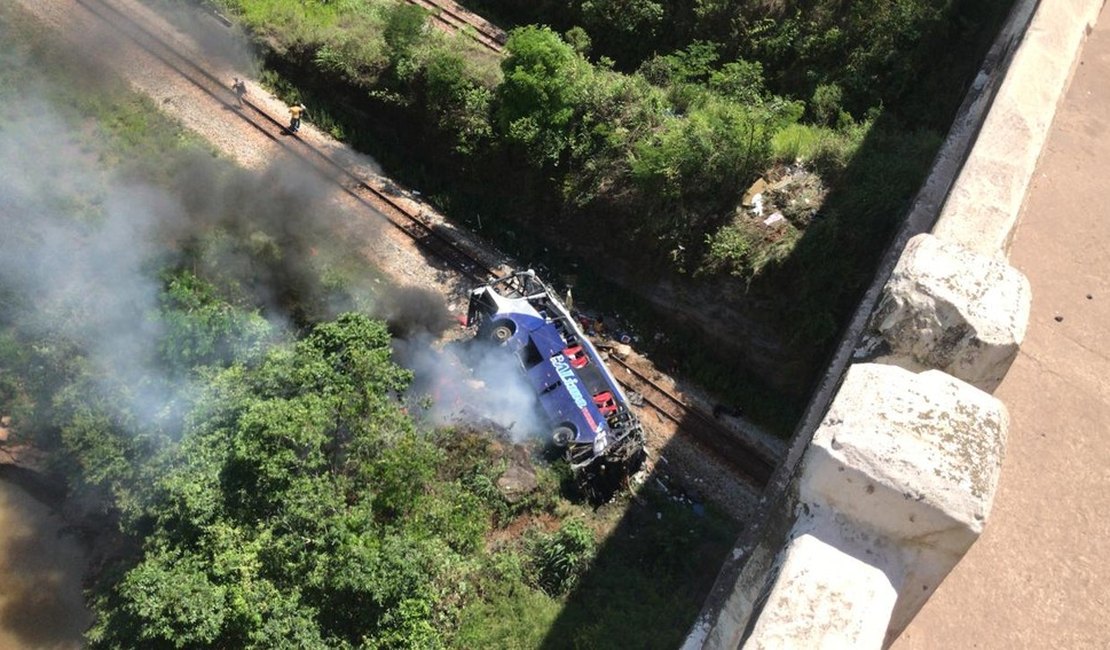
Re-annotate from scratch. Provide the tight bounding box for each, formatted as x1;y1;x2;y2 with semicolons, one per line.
805;363;1007;544
740;363;1008;649
865;234;1031;392
745;528;899;650
807;363;1007;643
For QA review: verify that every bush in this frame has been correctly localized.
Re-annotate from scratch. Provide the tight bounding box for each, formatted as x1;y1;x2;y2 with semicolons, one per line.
527;518;596;597
496;26;591;165
700;216;800;282
382;2;428;80
631;97;773;217
810;82;843;126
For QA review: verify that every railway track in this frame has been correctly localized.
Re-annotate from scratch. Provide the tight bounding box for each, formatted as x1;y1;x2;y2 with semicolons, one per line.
74;0;776;489
407;0;506;54
75;0;501;285
608;356;776;485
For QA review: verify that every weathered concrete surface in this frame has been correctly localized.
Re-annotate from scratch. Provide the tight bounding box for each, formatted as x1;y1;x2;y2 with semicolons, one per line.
807;364;1007;644
742;364;1007;649
805;365;1006;547
933;0;1105;257
745;528;899;650
865;234;1031;392
896;3;1110;647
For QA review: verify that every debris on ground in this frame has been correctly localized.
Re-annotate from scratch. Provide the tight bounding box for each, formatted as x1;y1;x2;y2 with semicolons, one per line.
742;163;828;229
611;343;633;359
762;211;785;226
496;444;539;503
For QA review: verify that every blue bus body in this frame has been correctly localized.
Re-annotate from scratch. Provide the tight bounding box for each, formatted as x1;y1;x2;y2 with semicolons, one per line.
467;271;645;484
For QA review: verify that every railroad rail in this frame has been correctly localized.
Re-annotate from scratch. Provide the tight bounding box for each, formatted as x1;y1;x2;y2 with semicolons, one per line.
74;0;776;489
407;0;506;54
607;356;776;485
75;0;501;285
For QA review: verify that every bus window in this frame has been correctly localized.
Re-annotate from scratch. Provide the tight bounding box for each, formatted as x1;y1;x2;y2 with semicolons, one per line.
563;345;589;369
593;391;618;416
517;339;545;369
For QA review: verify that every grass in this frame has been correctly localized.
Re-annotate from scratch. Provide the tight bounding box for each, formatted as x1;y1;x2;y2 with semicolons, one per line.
451;487;740;649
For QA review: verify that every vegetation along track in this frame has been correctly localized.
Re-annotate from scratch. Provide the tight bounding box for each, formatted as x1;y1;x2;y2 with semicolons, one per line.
406;0;506;54
78;0;774;490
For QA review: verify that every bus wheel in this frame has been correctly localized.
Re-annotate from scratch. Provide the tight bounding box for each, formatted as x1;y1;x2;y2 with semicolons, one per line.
552;426;573;447
490;321;513;344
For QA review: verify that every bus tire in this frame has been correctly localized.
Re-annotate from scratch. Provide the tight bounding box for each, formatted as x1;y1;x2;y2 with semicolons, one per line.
490;321;514;344
552;426;574;447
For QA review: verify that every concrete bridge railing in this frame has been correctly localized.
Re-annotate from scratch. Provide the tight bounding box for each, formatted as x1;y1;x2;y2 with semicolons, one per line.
684;0;1106;647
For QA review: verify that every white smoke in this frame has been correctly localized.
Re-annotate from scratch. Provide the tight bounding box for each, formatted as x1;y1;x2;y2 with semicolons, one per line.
0;100;193;426
393;335;550;443
371;285;551;443
0;92;341;431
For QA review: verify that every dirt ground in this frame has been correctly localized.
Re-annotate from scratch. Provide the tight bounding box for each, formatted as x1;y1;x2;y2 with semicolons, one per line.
896;4;1110;647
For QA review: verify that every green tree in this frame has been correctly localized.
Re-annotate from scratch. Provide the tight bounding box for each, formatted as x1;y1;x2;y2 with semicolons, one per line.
88;313;457;648
158;270;272;371
115;551;228;648
382;2;428;80
423;48;494;155
810;83;843;126
709;59;767;104
496;26;590;165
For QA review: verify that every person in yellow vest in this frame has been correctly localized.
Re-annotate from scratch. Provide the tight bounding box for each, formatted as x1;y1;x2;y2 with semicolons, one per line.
288;103;305;133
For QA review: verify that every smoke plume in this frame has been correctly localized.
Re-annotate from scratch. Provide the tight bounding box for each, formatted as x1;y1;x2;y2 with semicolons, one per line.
0;19;545;447
0;88;352;430
394;335;549;443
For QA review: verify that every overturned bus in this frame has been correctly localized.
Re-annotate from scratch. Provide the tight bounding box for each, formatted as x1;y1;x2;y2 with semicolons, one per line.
466;271;645;493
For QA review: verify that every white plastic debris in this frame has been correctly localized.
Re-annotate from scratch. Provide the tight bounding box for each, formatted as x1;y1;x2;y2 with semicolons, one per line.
763;211;785;226
751;193;764;216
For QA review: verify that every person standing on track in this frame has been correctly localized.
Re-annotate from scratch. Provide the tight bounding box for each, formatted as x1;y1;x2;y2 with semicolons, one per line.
288;103;305;133
231;78;247;108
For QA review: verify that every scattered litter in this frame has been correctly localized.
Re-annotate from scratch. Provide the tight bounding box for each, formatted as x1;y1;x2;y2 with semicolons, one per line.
656;512;662;520
762;211;785;226
742;177;768;208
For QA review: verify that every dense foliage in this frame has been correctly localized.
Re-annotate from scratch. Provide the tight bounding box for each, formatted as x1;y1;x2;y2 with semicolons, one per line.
468;0;1011;128
202;0;1011;408
87;313;444;647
